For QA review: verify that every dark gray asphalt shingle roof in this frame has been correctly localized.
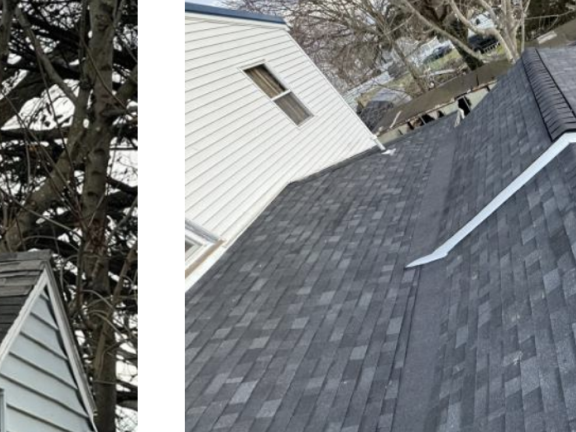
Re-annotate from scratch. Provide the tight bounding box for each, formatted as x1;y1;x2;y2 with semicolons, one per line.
436;52;552;246
186;47;576;432
0;251;49;346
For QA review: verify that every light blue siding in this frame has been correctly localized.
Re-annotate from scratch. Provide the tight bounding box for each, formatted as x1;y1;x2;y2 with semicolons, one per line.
0;289;93;431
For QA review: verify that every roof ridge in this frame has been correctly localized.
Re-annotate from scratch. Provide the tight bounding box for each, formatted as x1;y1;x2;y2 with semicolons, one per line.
0;250;51;263
522;48;576;140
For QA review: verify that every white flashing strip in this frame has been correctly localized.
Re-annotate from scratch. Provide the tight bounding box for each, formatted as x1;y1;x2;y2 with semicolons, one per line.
407;132;576;268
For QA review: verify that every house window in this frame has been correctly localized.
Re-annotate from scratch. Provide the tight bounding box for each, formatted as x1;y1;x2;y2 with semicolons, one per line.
244;65;311;125
185;238;202;262
185;220;220;272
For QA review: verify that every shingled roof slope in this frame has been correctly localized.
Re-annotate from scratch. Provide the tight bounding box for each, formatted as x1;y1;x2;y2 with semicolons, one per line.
423;142;576;432
0;251;50;347
185;114;459;432
185;47;576;432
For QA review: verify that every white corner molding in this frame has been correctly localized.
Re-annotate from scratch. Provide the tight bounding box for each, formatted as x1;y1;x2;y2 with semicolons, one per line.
407;132;576;268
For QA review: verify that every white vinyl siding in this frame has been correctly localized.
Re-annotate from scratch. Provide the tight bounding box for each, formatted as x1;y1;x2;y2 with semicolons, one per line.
185;13;376;250
0;288;93;432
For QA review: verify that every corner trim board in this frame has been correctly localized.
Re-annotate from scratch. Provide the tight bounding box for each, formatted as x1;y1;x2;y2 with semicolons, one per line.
406;132;576;268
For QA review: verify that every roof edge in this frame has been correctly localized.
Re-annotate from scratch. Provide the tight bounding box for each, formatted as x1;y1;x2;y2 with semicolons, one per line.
0;250;52;263
185;3;286;25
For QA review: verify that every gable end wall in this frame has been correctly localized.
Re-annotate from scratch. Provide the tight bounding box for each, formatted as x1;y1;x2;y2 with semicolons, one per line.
0;285;94;432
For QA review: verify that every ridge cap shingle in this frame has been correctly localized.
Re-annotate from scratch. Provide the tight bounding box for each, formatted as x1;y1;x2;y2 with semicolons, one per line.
522;48;576;140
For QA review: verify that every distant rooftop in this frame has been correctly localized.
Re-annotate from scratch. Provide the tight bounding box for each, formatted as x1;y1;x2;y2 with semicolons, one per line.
185;2;286;25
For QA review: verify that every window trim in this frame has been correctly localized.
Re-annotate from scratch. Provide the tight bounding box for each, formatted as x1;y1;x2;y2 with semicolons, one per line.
185;220;220;269
241;62;313;127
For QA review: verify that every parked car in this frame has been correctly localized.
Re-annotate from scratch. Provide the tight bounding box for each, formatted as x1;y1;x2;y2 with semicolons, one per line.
424;45;453;64
468;34;499;53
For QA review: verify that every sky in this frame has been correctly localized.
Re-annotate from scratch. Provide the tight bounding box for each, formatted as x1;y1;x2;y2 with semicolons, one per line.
189;0;226;6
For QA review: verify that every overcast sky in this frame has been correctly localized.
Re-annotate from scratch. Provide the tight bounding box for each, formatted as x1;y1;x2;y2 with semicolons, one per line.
189;0;226;6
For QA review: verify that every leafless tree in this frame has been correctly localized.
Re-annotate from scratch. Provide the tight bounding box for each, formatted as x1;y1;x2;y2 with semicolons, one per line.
228;0;430;92
0;1;137;431
398;0;532;62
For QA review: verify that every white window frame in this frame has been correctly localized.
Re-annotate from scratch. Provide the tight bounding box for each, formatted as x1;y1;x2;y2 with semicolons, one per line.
185;220;219;269
241;62;313;127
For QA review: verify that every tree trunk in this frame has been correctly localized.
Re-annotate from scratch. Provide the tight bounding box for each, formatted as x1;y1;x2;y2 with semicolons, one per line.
448;19;484;70
81;0;118;431
388;35;428;94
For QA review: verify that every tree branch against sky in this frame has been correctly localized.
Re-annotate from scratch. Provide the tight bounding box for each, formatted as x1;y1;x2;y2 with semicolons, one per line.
0;1;138;431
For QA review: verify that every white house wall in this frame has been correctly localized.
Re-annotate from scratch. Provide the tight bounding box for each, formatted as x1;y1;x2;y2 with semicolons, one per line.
0;287;93;432
186;13;377;247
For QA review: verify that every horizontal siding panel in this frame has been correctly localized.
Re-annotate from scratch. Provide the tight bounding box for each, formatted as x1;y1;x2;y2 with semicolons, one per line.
186;33;288;65
186;83;258;123
190;106;361;232
186;109;294;185
185;98;280;160
1;378;90;432
189;106;344;220
185;23;246;41
186;99;273;151
6;407;72;432
1;362;86;417
185;74;246;104
9;335;73;382
186;42;300;83
185;18;235;33
185;49;302;94
274;57;313;80
185;104;280;161
186;39;295;78
186;94;268;139
187;27;278;51
1;354;84;412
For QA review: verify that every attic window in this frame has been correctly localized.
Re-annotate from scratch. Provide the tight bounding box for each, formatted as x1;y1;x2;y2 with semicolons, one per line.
244;65;311;125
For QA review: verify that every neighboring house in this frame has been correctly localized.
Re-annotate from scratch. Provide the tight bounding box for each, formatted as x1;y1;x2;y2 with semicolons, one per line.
186;47;576;432
375;59;511;142
342;70;394;112
0;251;96;431
185;3;381;286
529;17;576;47
359;88;411;131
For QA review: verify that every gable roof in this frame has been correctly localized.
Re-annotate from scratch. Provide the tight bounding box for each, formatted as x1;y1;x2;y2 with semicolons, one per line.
185;47;576;432
0;250;96;427
185;2;286;25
